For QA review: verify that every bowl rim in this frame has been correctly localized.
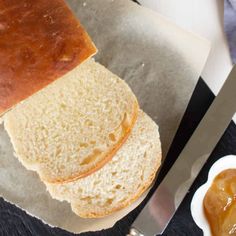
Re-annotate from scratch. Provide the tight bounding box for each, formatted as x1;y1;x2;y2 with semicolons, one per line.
191;155;236;236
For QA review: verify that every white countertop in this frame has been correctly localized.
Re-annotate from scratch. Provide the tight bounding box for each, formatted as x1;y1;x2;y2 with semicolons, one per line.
139;0;236;122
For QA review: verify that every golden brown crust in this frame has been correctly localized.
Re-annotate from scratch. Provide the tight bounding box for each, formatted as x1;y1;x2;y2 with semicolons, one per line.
0;0;96;116
72;152;162;218
40;100;139;184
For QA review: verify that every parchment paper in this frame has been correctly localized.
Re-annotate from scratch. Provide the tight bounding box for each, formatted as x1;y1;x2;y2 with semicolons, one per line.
0;0;210;234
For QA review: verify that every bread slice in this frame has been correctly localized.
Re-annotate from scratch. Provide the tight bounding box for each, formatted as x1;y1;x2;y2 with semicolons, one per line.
3;59;138;183
46;110;162;218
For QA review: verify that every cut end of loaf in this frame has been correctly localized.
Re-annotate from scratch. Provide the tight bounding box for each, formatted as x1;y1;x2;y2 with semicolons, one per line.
4;59;139;183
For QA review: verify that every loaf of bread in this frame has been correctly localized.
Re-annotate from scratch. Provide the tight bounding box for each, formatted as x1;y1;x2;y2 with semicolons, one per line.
3;59;138;183
2;1;162;219
46;110;161;218
0;0;96;116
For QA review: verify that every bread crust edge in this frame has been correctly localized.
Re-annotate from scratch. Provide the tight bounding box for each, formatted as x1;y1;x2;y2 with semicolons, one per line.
71;150;162;218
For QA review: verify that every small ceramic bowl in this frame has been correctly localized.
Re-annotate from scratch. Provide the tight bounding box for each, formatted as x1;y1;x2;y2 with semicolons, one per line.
191;155;236;236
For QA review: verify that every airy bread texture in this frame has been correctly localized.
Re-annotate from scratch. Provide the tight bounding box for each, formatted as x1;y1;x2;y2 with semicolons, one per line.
4;59;138;183
46;110;162;218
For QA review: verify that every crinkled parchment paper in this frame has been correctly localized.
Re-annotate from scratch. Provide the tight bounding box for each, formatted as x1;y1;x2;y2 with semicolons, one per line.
0;0;210;234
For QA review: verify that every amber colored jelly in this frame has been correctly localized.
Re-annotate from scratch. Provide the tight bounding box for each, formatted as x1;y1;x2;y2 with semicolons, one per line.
203;169;236;236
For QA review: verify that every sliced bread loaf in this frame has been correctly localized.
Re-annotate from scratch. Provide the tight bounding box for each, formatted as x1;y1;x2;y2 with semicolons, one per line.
3;59;138;183
46;110;162;218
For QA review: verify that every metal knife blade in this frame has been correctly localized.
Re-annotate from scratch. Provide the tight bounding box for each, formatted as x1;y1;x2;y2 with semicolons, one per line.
128;66;236;236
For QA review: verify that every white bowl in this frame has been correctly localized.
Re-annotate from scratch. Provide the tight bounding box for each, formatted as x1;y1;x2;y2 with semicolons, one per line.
191;155;236;236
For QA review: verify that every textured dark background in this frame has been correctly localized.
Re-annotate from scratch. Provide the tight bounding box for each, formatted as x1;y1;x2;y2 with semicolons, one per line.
1;1;236;235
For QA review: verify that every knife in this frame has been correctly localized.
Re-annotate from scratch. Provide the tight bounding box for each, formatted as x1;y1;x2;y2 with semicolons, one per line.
128;66;236;236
